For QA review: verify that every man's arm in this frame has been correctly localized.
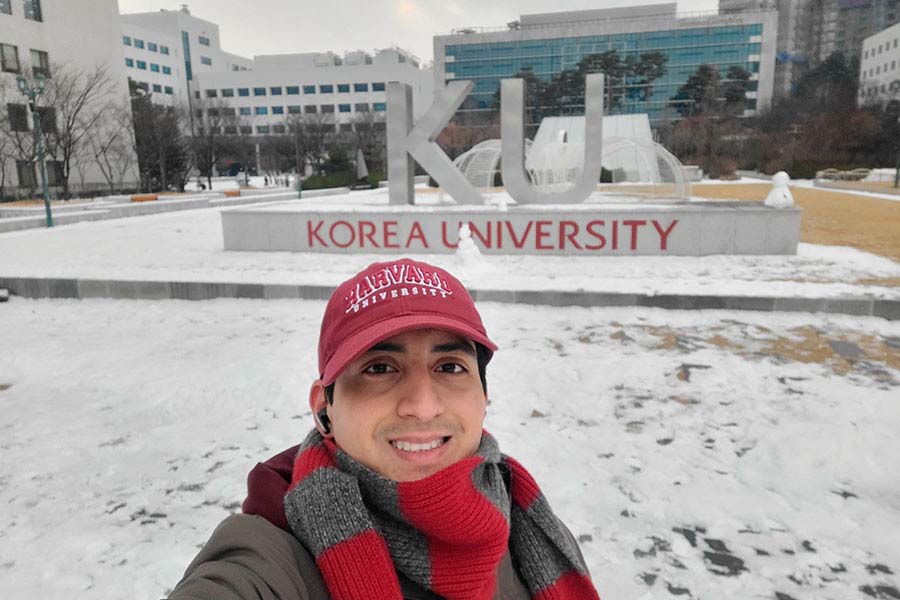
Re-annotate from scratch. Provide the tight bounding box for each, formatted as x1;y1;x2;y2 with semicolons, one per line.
167;514;329;600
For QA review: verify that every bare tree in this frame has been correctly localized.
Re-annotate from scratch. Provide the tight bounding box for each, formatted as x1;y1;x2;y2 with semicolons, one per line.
350;110;386;176
40;62;118;199
88;101;135;194
191;97;238;190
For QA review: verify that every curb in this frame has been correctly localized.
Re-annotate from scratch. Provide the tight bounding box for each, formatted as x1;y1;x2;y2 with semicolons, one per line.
1;276;898;320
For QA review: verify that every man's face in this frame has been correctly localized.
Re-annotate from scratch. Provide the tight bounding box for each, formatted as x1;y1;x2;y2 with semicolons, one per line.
311;328;487;482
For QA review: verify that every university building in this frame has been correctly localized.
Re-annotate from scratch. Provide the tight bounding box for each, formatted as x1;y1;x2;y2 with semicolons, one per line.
0;0;138;196
120;6;253;106
859;20;900;104
432;3;778;124
191;48;434;135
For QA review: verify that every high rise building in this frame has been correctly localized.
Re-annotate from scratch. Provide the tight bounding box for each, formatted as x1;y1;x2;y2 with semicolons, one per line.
433;3;778;124
724;0;900;97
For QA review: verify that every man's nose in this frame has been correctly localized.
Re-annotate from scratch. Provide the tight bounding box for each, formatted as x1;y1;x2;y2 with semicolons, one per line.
396;367;445;421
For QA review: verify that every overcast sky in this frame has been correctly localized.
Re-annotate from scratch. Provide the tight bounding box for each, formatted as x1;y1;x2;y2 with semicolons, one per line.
117;0;719;63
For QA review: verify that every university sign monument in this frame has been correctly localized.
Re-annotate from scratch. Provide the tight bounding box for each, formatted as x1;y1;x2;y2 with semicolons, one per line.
222;75;800;256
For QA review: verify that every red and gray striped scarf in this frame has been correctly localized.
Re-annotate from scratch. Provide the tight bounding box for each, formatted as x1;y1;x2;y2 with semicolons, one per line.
283;430;600;600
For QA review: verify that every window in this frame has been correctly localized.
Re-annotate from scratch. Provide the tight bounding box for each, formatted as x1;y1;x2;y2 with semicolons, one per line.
288;105;302;114
123;36;132;46
148;42;158;52
222;107;235;116
304;105;317;114
1;43;19;73
321;104;335;113
0;0;10;14
339;123;352;133
224;125;237;134
152;83;162;92
355;102;369;112
273;124;286;134
221;88;234;97
286;85;299;94
199;35;210;46
150;63;160;73
23;0;41;21
338;103;351;113
207;108;219;117
35;106;54;133
32;49;53;77
303;85;316;94
239;107;251;115
7;103;28;131
46;160;64;187
255;106;268;115
373;102;386;111
161;45;169;55
134;39;144;49
337;84;350;93
354;83;368;92
125;57;134;68
205;89;217;98
253;87;266;96
238;88;249;97
240;125;252;135
256;125;270;134
200;56;212;66
270;86;282;95
320;84;334;93
16;160;36;188
272;106;284;114
164;86;173;94
137;60;147;70
193;90;200;99
372;82;385;91
162;66;171;75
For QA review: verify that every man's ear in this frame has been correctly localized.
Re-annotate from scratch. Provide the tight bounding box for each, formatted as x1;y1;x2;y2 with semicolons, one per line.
308;379;332;438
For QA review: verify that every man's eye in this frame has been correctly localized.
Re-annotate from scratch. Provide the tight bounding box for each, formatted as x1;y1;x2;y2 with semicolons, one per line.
364;363;394;374
437;363;465;374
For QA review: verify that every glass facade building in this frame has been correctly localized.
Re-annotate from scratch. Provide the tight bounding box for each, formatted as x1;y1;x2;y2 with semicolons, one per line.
436;5;777;123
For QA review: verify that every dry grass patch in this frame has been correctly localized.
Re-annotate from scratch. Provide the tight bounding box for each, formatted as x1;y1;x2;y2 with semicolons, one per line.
691;183;900;261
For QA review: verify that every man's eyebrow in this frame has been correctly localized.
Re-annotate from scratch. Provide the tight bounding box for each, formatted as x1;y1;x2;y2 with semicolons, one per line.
367;341;405;353
432;341;476;356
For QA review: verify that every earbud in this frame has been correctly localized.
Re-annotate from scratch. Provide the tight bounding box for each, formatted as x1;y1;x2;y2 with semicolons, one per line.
315;410;331;435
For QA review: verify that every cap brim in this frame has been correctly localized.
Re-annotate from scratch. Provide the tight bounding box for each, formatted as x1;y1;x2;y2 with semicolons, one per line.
321;314;498;385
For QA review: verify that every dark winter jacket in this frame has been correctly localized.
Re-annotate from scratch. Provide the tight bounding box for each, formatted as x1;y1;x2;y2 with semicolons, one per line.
167;445;568;599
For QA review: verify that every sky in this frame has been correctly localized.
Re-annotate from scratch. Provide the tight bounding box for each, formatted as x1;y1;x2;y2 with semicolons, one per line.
116;0;720;64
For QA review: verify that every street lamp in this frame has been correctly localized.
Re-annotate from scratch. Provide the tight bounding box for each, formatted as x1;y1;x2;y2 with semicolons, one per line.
16;73;53;227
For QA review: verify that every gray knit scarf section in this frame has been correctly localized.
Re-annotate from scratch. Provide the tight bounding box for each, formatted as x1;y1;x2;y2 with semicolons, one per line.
284;430;589;597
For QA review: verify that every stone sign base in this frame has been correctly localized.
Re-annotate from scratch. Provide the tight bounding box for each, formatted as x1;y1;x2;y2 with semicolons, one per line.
221;201;801;256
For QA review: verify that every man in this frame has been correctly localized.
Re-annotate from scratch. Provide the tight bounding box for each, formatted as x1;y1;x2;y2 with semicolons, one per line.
169;258;600;600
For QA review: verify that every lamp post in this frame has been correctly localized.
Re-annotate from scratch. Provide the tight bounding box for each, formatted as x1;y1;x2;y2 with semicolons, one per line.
16;74;53;227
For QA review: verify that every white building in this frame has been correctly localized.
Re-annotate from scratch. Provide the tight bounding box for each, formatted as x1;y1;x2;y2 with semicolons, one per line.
859;21;900;105
120;6;253;107
192;48;434;135
0;0;138;197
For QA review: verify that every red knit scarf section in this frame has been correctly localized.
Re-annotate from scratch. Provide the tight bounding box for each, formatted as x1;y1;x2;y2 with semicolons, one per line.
283;431;601;600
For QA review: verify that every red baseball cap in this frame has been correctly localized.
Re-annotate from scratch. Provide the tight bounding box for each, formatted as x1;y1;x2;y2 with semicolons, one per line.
317;258;497;385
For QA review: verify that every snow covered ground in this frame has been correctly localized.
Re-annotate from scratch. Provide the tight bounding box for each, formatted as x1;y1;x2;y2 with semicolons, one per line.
1;297;898;599
0;188;898;300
